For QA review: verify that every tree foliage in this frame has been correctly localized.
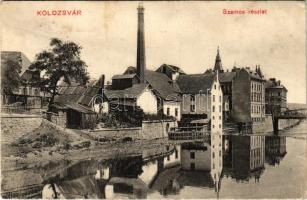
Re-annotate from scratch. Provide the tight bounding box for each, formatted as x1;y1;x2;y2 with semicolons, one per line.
1;59;22;94
29;38;90;109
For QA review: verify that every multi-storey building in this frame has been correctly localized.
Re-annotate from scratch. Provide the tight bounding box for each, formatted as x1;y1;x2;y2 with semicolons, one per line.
265;78;287;114
232;67;266;124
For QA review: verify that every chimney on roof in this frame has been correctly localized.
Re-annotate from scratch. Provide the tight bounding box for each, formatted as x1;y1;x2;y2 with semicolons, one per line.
136;3;146;84
99;74;105;89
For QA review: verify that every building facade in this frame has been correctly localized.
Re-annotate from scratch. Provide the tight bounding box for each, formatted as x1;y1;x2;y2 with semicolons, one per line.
265;78;287;114
232;68;266;124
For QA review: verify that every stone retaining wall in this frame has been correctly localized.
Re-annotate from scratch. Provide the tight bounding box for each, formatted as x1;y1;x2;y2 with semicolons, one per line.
1;114;42;143
252;115;300;133
89;119;178;140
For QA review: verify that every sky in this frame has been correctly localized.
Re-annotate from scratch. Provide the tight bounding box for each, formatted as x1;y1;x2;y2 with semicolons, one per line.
1;1;306;103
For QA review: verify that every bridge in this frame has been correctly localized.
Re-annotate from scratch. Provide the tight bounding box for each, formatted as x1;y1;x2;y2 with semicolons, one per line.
272;108;306;134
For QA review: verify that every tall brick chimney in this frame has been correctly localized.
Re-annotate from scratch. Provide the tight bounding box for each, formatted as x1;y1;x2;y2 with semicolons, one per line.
136;3;146;83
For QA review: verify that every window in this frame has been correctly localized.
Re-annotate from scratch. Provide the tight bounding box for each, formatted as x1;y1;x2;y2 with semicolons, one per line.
190;105;195;112
175;108;178;117
219;105;221;112
219;96;221;102
214;84;216;89
212;152;215;158
167;108;170;116
213;95;215;102
190;152;195;159
167;155;170;161
175;149;178;159
212;106;215;112
190;95;195;112
190;163;195;170
213;116;215;120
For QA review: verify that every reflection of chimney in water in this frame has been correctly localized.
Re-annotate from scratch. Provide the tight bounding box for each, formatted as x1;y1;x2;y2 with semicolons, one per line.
136;3;146;83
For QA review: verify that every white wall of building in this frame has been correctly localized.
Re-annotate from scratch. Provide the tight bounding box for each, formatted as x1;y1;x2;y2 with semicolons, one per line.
139;161;158;185
137;88;158;114
164;145;181;168
210;73;223;191
181;143;211;171
163;101;181;121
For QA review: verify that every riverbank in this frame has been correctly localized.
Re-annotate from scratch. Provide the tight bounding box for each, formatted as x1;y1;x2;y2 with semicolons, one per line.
1;117;174;195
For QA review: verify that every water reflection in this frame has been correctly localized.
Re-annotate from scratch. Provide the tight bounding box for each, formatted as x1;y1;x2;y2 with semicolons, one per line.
43;134;290;199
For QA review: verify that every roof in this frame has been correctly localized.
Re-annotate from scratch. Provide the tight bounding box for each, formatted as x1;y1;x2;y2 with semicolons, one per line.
157;64;186;74
112;74;136;80
265;79;287;91
243;68;264;80
57;176;103;199
55;86;87;105
53;83;102;113
219;72;236;83
145;70;181;101
176;73;214;94
52;102;96;114
104;83;149;99
1;51;32;76
124;67;181;101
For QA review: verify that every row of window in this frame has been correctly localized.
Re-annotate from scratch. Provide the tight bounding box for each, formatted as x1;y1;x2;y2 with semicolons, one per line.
212;95;222;103
251;82;263;92
252;117;265;122
212;124;222;129
212;150;222;159
251;104;264;114
166;107;179;117
251;93;263;102
212;105;222;113
212;115;222;120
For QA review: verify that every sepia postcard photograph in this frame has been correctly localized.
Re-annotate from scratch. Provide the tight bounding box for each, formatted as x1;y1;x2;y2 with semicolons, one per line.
0;1;306;199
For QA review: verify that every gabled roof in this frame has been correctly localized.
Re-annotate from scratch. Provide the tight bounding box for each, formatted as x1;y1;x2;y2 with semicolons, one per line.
176;73;214;94
54;83;102;113
123;67;181;101
104;83;149;99
145;70;181;101
157;64;186;74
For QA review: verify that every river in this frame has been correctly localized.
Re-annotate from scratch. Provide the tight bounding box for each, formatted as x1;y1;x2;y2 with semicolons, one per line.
37;120;307;199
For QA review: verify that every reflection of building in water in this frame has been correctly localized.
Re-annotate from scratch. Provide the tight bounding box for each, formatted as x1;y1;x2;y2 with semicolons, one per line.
227;135;265;182
42;159;108;199
265;136;287;165
181;142;211;171
210;71;223;196
105;155;148;199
